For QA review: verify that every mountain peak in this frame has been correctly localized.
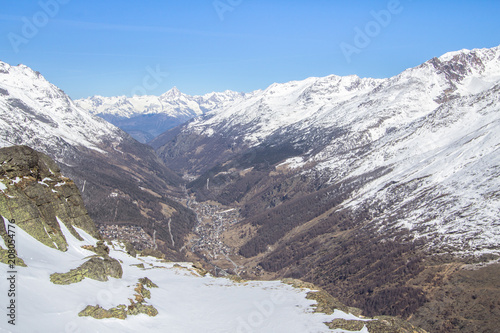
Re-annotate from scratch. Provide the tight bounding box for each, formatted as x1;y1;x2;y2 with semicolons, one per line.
0;61;121;155
162;86;182;98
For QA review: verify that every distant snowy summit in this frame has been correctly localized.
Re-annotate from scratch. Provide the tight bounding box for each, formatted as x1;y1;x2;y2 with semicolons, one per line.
76;87;245;119
75;88;246;142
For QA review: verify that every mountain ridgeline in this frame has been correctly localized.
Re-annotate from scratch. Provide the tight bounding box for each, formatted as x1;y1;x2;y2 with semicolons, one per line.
76;88;245;143
0;61;195;259
153;46;500;332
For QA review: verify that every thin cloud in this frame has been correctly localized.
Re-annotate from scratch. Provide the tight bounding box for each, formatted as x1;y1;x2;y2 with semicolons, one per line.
53;19;261;39
0;14;324;44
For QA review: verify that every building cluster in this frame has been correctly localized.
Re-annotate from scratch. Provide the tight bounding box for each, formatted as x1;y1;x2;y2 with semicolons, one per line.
99;224;154;251
189;202;240;259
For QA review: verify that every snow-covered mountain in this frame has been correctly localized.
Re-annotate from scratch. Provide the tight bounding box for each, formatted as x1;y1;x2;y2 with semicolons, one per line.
76;88;245;142
157;45;500;256
77;87;244;118
0;62;122;159
153;46;500;330
0;61;195;256
183;47;500;149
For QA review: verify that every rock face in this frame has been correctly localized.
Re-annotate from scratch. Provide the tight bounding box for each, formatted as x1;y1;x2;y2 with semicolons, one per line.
0;145;98;251
50;256;123;284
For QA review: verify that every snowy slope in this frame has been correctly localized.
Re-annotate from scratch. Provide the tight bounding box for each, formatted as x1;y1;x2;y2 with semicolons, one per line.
0;61;122;159
304;46;500;254
0;216;370;333
338;82;500;254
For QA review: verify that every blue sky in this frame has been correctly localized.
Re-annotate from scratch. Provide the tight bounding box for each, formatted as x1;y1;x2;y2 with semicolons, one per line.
1;0;499;99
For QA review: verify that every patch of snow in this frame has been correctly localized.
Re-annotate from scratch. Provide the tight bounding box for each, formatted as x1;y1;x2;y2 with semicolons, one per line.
277;156;306;170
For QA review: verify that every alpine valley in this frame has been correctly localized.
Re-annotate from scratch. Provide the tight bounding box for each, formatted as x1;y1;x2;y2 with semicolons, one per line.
1;145;407;332
0;45;499;333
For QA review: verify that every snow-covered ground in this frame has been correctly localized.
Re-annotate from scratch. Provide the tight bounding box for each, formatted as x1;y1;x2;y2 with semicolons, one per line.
0;216;369;333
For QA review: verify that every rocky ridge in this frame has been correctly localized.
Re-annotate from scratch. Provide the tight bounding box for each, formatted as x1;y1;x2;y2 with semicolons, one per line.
0;145;98;252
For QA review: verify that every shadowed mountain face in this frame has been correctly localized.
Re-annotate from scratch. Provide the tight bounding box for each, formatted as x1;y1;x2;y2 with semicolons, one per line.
153;46;500;332
0;61;195;259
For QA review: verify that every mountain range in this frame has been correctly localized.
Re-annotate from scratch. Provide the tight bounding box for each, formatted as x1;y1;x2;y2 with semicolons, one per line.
76;88;245;143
